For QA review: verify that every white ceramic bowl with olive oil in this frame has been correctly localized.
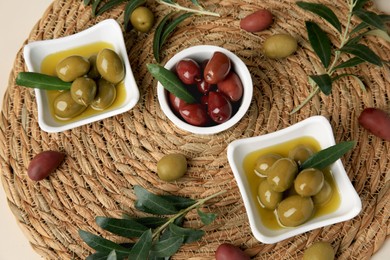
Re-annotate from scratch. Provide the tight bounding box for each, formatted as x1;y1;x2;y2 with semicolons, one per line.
227;116;362;244
23;19;139;132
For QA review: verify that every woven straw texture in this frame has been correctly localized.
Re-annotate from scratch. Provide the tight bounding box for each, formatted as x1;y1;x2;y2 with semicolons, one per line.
1;0;389;259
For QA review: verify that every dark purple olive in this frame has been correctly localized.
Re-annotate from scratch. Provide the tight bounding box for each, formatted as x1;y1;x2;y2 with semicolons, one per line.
175;58;201;84
217;71;243;102
208;91;232;124
204;52;231;84
27;151;65;181
179;103;209;126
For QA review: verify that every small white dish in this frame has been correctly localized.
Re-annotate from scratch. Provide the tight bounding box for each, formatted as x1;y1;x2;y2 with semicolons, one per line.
23;19;139;133
157;45;253;135
227;116;362;244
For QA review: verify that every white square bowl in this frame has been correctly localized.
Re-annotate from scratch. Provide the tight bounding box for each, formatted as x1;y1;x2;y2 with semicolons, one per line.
23;19;139;133
227;116;362;244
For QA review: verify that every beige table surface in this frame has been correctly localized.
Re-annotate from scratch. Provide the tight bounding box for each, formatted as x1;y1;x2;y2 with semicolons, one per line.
0;1;389;259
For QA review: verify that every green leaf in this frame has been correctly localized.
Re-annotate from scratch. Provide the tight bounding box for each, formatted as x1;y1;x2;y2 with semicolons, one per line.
124;0;146;31
365;29;390;43
96;0;127;16
339;44;382;66
95;216;148;238
332;57;365;70
92;0;102;16
168;223;205;243
296;1;342;32
353;9;386;31
86;251;112;260
160;12;194;48
309;74;332;95
191;0;201;6
16;72;71;90
84;0;92;5
134;185;179;215
78;230;132;256
150;236;184;257
197;208;217;225
306;21;332;68
134;217;169;228
147;63;197;103
153;13;173;63
160;195;196;209
332;73;366;92
353;0;370;11
128;229;153;260
300;141;356;170
107;250;117;260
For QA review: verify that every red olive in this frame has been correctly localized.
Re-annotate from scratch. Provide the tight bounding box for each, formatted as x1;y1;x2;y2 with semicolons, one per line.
217;71;243;102
208;91;232;124
197;78;212;94
201;95;209;106
169;92;187;115
204;52;231;84
215;243;250;260
358;107;390;141
27;151;66;181
179;103;209;126
175;58;201;84
240;9;274;32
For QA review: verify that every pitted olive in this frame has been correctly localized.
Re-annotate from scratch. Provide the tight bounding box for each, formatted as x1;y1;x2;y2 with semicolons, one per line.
294;168;324;197
276;195;314;227
56;55;90;82
303;241;335;260
267;158;298;192
70;77;97;106
257;179;283;210
289;145;314;165
54;91;87;119
254;153;282;177
91;79;117;110
96;49;125;84
157;153;187;182
87;55;100;79
313;180;333;205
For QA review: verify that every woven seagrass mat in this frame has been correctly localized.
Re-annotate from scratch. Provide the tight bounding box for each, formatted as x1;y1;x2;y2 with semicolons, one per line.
0;0;389;259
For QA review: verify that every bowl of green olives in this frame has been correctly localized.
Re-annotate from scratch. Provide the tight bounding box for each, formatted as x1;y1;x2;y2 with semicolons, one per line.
23;19;139;132
227;116;362;244
157;45;253;135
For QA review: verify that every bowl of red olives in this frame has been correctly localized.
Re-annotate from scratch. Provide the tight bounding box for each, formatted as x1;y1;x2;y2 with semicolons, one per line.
157;45;253;134
227;116;362;244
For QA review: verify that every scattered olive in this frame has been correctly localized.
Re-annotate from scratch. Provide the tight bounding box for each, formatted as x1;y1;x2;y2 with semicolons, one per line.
254;153;282;177
157;153;187;182
130;6;155;33
258;179;283;210
27;151;65;181
215;243;250;260
263;33;298;59
276;195;314;227
267;158;298;192
303;241;335;260
70;77;97;106
96;48;125;84
91;78;117;110
294;168;324;197
53;91;87;119
56;55;90;82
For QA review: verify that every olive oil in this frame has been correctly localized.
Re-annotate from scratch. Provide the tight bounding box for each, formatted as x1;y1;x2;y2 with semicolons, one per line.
40;42;126;123
243;136;341;230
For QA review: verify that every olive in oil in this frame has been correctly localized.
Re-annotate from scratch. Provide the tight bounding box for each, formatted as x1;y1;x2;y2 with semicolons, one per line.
243;136;341;230
40;42;126;123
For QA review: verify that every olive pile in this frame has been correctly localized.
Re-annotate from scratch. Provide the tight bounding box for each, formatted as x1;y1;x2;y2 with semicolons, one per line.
255;145;333;227
169;51;244;126
53;48;124;119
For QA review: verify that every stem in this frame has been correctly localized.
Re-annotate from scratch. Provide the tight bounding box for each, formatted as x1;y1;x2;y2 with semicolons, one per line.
152;189;227;240
156;0;220;17
290;86;320;114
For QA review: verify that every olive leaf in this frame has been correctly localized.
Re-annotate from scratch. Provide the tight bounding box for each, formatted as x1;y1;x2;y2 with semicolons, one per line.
300;141;356;170
306;21;332;68
332;73;366;92
87;251;114;260
339;44;383;66
353;9;387;32
309;74;332;95
96;0;127;16
297;1;342;32
365;29;390;43
107;250;118;260
353;0;370;11
121;215;169;229
128;229;153;260
95;216;148;238
92;0;102;16
197;208;217;225
160;12;194;48
150;236;184;257
134;185;179;215
332;57;365;70
153;13;173;63
168;223;205;243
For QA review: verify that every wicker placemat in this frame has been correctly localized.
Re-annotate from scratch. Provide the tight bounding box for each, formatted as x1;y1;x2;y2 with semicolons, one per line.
1;0;389;259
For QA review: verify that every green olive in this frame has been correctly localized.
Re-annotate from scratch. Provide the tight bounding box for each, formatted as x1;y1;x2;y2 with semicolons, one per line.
313;180;333;205
263;34;298;59
157;153;187;182
130;6;155;33
53;90;87;119
96;49;125;84
257;179;283;210
294;168;324;197
87;55;100;79
91;78;117;110
276;195;314;227
56;55;90;82
267;158;298;192
303;241;335;260
254;153;282;177
289;145;314;165
70;77;97;106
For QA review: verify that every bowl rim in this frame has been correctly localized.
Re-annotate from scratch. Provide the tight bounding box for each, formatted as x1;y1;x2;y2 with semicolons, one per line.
157;45;253;135
23;19;139;133
227;115;362;244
